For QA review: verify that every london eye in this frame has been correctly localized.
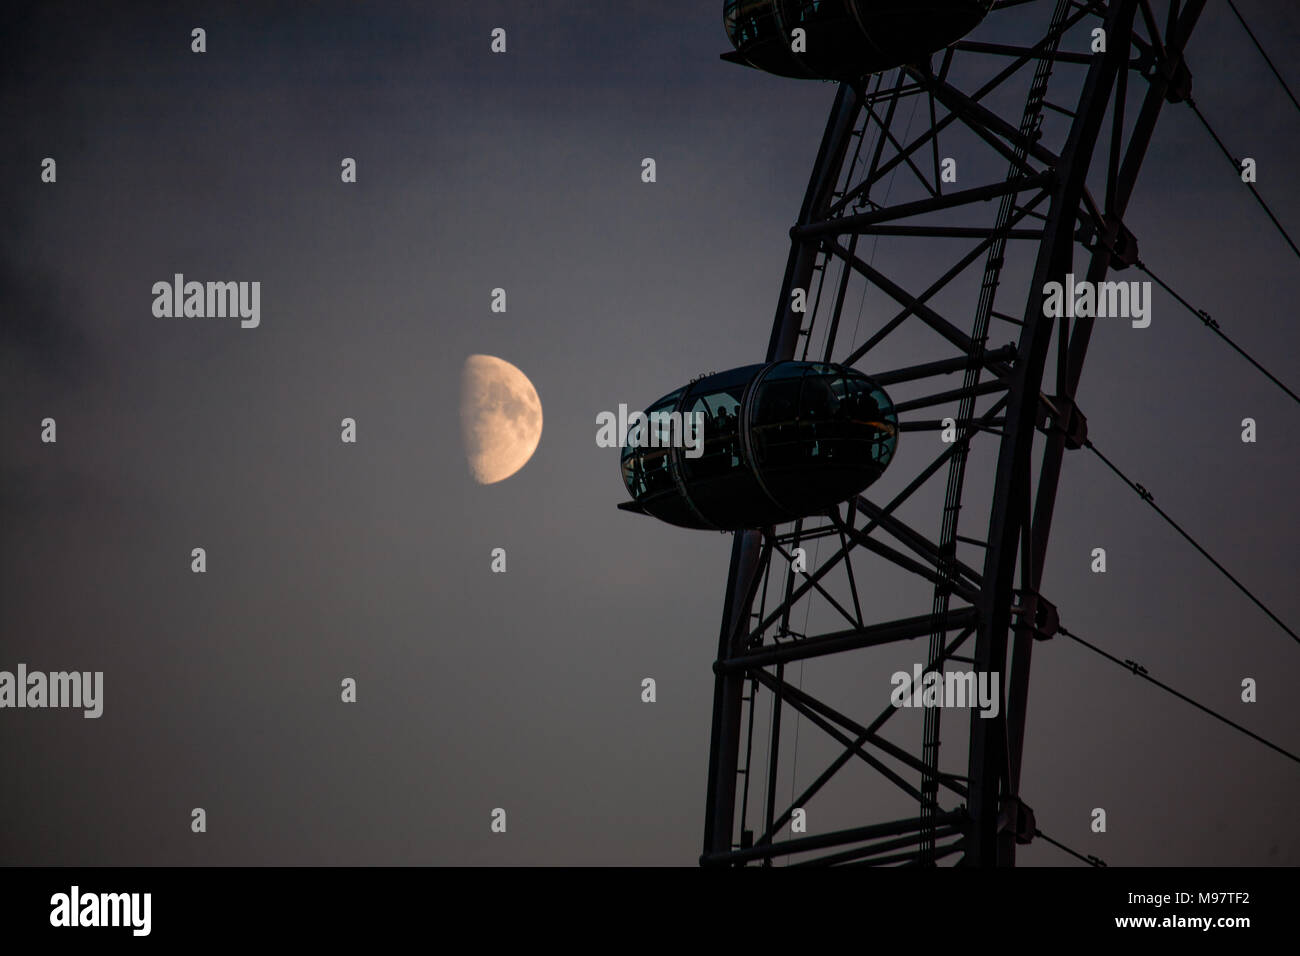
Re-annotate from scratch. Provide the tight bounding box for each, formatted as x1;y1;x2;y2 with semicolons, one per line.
619;0;1300;866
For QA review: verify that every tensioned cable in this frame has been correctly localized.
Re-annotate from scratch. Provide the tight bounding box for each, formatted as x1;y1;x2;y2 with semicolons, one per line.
1059;624;1300;764
1226;0;1300;117
1183;95;1300;262
1134;259;1300;407
1033;828;1105;867
781;76;918;860
1082;439;1300;646
786;538;816;867
846;75;922;357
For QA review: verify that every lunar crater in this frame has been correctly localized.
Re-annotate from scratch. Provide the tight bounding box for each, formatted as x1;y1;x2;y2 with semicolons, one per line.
460;354;543;484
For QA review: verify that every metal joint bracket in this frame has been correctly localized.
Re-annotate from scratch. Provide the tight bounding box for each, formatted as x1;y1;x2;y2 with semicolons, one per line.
1077;216;1139;270
1159;54;1193;104
1134;35;1192;103
1011;590;1059;642
1100;217;1140;270
997;796;1037;845
1036;395;1088;450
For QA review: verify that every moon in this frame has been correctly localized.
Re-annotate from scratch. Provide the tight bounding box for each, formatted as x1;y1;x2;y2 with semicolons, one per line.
459;354;543;484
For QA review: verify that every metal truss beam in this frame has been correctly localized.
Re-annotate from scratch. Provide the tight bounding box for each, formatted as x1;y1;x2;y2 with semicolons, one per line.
797;172;1054;240
702;811;967;867
719;608;979;672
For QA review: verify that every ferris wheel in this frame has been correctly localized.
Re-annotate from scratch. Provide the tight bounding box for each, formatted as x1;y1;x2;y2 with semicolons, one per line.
618;0;1300;865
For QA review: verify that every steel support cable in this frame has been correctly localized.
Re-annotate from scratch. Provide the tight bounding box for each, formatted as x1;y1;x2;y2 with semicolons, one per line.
1183;96;1300;262
786;533;821;865
1082;439;1300;646
1226;0;1300;117
782;81;890;837
1033;828;1106;867
1058;623;1300;764
782;81;916;861
1134;259;1300;406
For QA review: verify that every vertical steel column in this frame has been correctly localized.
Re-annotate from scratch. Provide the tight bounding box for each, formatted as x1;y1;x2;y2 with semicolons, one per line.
964;0;1141;867
998;0;1207;865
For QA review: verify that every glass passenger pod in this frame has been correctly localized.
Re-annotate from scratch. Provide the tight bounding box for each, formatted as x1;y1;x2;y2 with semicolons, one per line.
678;364;771;530
619;386;706;529
620;362;897;531
722;0;996;81
745;361;897;518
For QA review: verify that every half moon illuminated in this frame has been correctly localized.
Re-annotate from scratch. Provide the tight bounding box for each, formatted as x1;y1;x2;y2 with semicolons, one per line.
460;354;543;484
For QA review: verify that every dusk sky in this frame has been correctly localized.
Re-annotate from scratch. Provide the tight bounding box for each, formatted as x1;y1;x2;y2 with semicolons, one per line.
2;0;1298;865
